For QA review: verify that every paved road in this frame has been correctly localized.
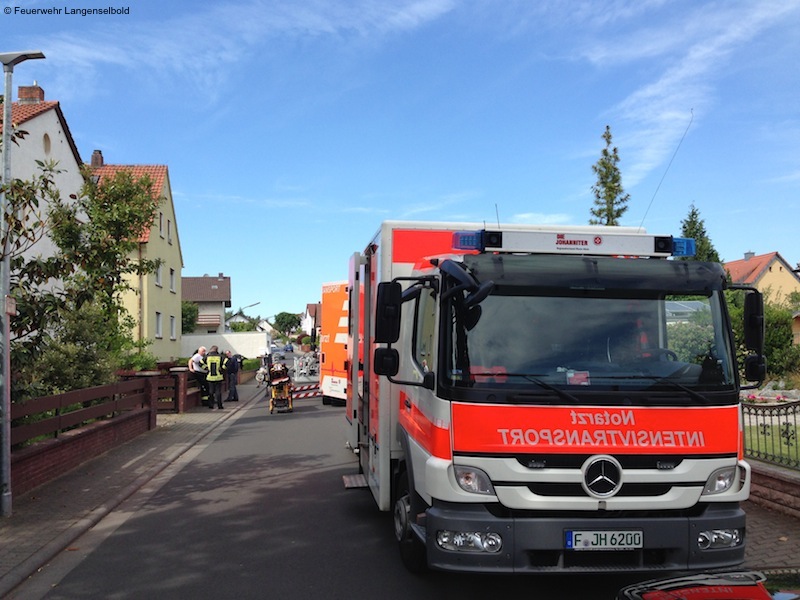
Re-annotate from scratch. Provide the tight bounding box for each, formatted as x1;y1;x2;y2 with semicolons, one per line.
2;380;799;598
4;394;635;598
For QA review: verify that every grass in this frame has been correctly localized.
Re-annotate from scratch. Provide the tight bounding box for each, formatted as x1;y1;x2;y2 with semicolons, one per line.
764;572;800;594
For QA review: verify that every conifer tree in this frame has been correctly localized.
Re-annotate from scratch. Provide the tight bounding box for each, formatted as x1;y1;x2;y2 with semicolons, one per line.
589;125;629;226
679;203;720;262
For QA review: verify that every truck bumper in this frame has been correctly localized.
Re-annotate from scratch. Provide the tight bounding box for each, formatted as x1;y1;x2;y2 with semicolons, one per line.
424;502;746;573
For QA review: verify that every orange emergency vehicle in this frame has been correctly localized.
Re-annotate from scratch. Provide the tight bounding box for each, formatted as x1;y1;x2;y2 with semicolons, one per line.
320;281;348;406
344;220;766;574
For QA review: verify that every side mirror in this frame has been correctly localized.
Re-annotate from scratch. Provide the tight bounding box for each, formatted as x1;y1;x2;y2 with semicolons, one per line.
421;370;435;390
744;354;766;384
743;291;765;352
464;280;494;308
375;281;402;343
374;347;399;376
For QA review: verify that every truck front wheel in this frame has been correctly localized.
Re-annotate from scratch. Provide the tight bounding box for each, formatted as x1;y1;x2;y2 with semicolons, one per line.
393;473;427;573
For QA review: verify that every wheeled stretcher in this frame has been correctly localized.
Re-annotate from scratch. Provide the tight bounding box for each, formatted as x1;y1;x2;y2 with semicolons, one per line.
268;363;293;414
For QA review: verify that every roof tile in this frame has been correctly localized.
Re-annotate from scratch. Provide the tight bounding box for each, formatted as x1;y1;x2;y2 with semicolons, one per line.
183;274;232;305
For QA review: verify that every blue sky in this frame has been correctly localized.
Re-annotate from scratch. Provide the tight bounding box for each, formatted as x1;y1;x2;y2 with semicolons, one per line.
4;0;799;321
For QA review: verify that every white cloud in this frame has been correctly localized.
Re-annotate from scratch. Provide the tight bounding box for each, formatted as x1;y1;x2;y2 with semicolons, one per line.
23;0;456;103
600;0;800;187
510;212;572;225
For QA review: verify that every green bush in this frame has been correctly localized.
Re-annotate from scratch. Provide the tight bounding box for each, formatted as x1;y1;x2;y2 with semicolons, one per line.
242;358;260;371
118;349;158;372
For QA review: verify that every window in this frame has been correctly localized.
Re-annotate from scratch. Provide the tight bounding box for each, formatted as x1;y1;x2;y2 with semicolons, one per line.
159;212;164;238
170;315;177;340
167;219;172;243
155;264;163;287
155;311;163;339
413;287;437;374
169;268;176;292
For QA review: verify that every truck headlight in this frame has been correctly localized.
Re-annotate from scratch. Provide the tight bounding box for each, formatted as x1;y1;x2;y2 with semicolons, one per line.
454;465;495;495
437;530;503;553
697;528;742;550
702;466;736;496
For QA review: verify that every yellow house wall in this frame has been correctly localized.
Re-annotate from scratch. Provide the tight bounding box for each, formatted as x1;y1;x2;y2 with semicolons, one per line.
756;261;800;305
121;179;184;361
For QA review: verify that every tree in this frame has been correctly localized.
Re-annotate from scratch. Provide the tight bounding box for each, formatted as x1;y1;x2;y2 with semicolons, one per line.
273;312;301;338
182;301;199;334
679;203;721;262
46;167;162;318
589;125;630;226
8;165;163;401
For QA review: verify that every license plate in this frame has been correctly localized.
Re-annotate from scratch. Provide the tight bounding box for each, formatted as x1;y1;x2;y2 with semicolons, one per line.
565;530;643;551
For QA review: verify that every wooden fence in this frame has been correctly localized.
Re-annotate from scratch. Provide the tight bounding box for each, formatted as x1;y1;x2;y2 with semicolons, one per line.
10;376;160;495
8;369;233;495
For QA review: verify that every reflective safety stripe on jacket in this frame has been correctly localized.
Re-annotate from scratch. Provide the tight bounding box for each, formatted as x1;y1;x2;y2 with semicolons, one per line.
204;354;226;382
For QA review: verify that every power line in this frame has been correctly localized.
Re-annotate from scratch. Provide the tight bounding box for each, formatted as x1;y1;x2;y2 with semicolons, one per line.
638;109;694;230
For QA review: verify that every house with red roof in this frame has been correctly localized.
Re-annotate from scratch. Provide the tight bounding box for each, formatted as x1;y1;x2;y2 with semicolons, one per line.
90;150;184;361
725;251;800;304
725;251;800;345
3;83;185;361
0;84;84;259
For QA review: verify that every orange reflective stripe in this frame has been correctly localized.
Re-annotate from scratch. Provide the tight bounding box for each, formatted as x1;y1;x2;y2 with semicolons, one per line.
398;391;452;460
452;403;741;455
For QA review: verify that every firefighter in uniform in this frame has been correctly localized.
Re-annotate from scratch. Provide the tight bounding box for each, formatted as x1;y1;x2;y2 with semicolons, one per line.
202;345;228;409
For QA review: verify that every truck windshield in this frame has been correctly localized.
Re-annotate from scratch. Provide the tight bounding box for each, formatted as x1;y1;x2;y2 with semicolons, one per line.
443;254;736;401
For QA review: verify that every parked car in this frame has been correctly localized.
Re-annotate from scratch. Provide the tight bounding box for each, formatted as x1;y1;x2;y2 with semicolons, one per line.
284;344;294;353
617;571;790;600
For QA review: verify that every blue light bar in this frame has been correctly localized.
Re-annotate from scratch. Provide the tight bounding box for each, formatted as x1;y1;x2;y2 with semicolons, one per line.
452;230;484;251
672;237;696;257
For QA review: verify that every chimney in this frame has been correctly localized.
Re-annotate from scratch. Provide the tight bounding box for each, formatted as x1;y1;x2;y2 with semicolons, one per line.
744;251;755;261
18;83;45;104
90;149;104;168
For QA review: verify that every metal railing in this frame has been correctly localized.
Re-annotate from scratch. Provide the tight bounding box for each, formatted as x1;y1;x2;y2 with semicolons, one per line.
743;400;800;470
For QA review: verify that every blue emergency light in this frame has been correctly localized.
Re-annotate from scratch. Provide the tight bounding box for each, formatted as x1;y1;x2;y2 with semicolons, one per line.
452;231;483;251
671;237;696;257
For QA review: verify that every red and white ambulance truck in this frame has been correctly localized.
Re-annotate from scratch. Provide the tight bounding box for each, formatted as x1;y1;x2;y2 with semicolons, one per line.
344;220;766;574
320;281;348;405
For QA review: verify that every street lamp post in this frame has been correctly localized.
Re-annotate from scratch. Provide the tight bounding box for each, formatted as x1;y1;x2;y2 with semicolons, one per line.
1;50;45;517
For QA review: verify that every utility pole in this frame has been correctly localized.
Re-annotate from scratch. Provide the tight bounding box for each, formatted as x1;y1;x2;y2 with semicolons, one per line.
1;50;45;517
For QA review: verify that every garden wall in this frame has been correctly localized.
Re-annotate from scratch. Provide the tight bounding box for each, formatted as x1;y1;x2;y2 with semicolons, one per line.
11;407;154;496
748;460;800;520
181;331;272;360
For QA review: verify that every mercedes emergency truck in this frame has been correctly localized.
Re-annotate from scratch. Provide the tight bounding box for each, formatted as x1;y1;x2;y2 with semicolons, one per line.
344;220;766;574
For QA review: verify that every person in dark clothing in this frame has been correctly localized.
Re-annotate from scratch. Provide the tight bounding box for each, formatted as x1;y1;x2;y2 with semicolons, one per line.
202;345;228;409
225;350;240;401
